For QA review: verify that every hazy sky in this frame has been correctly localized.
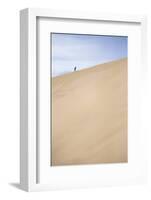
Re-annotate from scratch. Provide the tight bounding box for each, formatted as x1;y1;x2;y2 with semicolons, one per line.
51;33;128;77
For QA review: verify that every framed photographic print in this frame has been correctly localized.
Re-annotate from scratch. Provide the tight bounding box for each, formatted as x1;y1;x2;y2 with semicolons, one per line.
20;8;147;191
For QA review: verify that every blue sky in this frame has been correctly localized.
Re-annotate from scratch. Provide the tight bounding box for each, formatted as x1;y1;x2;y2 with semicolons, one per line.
51;33;128;77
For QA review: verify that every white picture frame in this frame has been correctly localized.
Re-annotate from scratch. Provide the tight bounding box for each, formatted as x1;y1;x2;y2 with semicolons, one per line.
20;8;147;192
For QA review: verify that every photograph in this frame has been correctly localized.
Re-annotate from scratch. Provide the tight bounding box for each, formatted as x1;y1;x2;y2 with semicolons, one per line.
51;33;128;166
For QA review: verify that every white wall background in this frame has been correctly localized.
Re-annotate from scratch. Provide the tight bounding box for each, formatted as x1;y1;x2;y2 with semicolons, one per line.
0;0;151;199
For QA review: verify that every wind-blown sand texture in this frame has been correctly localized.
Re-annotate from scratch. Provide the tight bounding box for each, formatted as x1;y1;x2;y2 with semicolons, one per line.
51;58;128;166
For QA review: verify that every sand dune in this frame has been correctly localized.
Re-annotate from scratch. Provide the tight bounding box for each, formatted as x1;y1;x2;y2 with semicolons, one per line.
51;58;128;166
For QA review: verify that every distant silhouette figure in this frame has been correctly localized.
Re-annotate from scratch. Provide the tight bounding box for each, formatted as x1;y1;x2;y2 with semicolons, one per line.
74;66;77;71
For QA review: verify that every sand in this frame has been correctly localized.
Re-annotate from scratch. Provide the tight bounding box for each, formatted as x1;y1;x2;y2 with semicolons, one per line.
51;58;128;166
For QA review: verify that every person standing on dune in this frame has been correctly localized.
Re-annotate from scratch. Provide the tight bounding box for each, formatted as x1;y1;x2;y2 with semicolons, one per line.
74;66;77;72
